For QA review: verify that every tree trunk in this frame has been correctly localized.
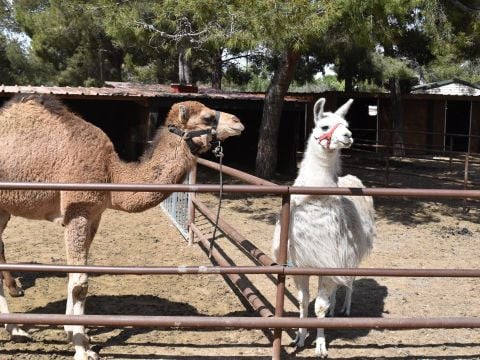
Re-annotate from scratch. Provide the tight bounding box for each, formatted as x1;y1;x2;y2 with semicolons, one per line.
344;75;354;92
211;50;223;90
255;49;300;179
390;77;405;156
178;48;192;85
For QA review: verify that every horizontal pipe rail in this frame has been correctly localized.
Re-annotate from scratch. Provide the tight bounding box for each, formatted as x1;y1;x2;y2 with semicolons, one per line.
0;313;479;330
197;158;277;186
193;198;276;266
3;182;480;199
1;264;479;277
190;223;274;318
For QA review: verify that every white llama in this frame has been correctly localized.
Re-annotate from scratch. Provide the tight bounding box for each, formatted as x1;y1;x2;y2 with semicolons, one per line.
272;98;375;357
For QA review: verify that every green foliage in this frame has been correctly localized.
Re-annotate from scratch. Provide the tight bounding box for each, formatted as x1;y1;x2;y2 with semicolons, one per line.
289;75;345;92
14;0;123;86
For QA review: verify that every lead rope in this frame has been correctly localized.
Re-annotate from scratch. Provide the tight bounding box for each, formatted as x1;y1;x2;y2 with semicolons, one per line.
208;141;224;258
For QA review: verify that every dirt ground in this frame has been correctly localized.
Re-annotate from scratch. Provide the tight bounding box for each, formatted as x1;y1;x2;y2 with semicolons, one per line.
0;157;479;360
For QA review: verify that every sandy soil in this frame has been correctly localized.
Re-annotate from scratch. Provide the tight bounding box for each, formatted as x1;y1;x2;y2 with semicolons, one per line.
0;157;479;359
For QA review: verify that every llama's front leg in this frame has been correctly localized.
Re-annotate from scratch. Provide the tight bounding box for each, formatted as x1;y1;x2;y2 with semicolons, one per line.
292;275;310;348
314;277;337;358
63;211;99;360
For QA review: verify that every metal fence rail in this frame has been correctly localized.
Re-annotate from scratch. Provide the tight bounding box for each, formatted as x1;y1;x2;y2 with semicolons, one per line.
1;166;480;359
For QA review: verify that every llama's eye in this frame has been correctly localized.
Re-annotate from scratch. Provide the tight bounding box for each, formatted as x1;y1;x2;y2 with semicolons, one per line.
321;126;329;131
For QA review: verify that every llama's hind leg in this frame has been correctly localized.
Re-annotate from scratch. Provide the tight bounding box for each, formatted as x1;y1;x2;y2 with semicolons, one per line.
314;277;337;358
340;282;353;316
328;284;338;317
0;211;24;297
292;275;310;348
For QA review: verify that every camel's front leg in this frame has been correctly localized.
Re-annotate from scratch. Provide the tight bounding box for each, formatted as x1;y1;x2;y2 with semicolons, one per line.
0;211;24;297
63;211;99;360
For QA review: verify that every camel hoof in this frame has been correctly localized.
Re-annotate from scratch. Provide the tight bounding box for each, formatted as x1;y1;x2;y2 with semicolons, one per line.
8;286;24;298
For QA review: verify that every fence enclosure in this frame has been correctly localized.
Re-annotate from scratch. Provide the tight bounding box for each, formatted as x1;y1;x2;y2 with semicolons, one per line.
1;159;480;359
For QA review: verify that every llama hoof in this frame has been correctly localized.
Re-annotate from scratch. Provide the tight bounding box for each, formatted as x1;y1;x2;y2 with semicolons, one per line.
314;341;328;358
8;326;32;343
65;330;73;342
291;331;308;348
74;349;99;360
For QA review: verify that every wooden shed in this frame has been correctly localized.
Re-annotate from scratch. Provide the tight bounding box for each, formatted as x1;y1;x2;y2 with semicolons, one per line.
291;86;480;155
0;83;307;174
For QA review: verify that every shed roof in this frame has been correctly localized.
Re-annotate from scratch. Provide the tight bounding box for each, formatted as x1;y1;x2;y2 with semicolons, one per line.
411;78;480;96
0;82;307;103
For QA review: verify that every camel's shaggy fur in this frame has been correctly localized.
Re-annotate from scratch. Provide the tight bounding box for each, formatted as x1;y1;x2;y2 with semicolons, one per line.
272;98;375;358
0;94;244;360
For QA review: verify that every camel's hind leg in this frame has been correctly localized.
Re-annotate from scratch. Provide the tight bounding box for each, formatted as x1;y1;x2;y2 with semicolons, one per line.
0;211;24;297
63;208;101;360
0;272;30;340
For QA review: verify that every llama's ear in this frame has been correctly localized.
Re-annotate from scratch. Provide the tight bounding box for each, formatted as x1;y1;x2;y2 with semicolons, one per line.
334;98;354;118
313;98;326;124
178;104;189;123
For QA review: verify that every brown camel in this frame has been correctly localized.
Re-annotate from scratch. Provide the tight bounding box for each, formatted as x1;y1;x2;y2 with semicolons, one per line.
0;94;244;360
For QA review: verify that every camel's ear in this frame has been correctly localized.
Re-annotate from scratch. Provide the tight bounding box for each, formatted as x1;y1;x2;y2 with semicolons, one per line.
334;98;354;118
178;104;189;123
313;98;326;124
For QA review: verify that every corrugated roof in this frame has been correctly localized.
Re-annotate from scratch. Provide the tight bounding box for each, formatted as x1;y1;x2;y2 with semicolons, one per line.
0;82;307;103
412;78;480;96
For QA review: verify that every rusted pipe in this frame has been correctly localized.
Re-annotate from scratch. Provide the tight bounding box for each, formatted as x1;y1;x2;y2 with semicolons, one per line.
192;198;276;266
0;264;479;277
273;194;291;360
190;223;274;318
0;313;478;330
197;158;277;186
187;162;197;245
3;182;480;199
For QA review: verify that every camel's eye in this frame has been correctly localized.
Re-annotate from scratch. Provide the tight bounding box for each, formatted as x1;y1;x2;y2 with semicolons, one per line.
203;114;216;124
321;126;329;131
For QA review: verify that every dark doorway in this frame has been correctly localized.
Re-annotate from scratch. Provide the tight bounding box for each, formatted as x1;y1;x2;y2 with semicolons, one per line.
445;100;471;152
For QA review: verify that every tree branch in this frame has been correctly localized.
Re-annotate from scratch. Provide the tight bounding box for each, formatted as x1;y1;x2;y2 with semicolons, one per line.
449;0;480;12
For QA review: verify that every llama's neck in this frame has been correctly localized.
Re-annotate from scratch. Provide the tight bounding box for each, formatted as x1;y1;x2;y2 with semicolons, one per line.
294;137;341;188
108;128;196;212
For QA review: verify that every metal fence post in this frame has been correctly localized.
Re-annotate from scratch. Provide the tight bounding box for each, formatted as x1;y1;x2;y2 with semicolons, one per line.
272;193;290;360
187;161;197;245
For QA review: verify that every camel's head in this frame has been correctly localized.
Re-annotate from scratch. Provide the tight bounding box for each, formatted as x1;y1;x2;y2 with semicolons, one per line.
167;101;244;153
311;98;354;152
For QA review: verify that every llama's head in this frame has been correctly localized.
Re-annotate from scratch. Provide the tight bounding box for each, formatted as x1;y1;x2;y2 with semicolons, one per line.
311;98;354;152
166;101;244;153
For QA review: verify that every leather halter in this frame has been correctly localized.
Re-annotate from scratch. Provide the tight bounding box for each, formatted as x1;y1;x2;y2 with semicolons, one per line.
168;110;221;154
315;123;342;149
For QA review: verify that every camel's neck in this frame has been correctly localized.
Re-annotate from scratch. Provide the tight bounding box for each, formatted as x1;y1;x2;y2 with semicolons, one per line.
108;128;196;212
294;137;341;188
